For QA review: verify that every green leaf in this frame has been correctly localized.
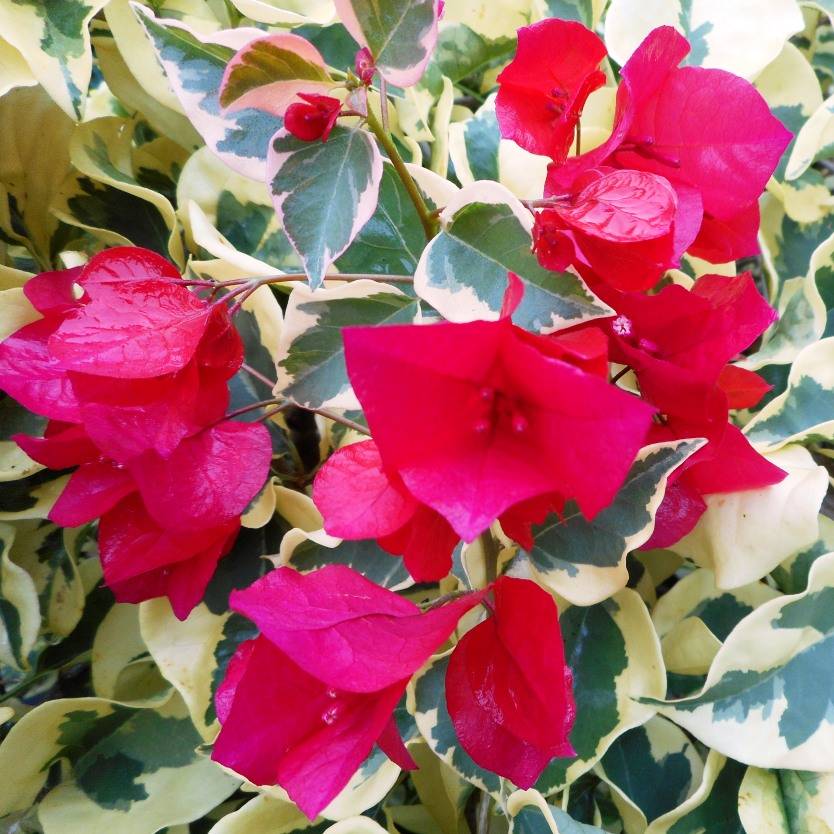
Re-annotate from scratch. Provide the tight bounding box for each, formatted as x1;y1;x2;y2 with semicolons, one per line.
0;0;108;119
336;164;427;276
507;790;607;834
745;337;834;449
647;552;834;769
415;182;610;333
268;126;383;289
430;24;514;86
597;716;704;830
535;590;665;793
276;283;419;409
0;695;239;828
335;0;438;87
646;751;745;834
0;522;39;670
529;440;703;606
132;4;282;180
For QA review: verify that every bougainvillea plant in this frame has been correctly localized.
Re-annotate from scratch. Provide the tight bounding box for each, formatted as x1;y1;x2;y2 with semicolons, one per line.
1;1;834;832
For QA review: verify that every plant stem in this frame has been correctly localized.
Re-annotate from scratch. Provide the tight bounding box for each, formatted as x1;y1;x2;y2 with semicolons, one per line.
224;398;285;420
421;589;472;611
311;407;370;436
611;365;631;384
242;363;277;390
479;529;499;585
0;650;93;704
476;789;491;834
364;107;438;240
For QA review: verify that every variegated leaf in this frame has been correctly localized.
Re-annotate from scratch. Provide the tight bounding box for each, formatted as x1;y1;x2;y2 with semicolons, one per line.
647;552;834;769
276;281;418;409
507;789;607;833
132;4;282;181
0;522;39;671
673;445;827;588
596;716;704;834
529;441;703;606
603;0;803;81
0;0;107;119
268;127;383;288
334;0;439;87
415;181;611;333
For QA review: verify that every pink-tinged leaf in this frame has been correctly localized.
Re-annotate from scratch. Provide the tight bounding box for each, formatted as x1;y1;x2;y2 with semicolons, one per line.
132;5;282;180
344;319;654;539
13;422;98;470
230;565;485;692
718;364;772;409
79;246;181;286
446;577;575;788
376;715;417;770
268;126;383;289
24;267;83;316
555;170;676;242
496;19;607;161
212;634;404;819
334;0;440;88
0;318;80;422
219;33;331;115
49;280;211;379
378;503;459;582
313;440;419;540
100;494;239;619
128;421;272;532
49;461;137;528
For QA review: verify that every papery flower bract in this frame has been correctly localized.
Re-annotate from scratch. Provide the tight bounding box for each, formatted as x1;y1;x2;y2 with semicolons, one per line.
284;93;342;142
534;168;701;291
99;494;241;620
542;26;791;263
354;46;376;85
212;565;485;817
446;576;575;787
343;318;654;541
313;438;458;582
496;19;607;162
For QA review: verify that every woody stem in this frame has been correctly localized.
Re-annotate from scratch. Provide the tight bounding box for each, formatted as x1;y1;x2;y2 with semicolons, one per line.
479;529;499;585
364;107;438;240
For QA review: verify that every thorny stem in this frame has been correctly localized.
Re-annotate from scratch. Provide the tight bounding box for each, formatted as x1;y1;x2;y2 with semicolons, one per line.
364;107;438;240
479;529;500;586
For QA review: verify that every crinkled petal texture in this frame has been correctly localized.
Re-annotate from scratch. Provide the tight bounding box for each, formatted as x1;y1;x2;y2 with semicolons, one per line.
344;319;654;540
0;318;81;422
447;577;576;787
49;273;211;379
212;635;405;819
49;461;136;527
230;565;485;692
99;494;240;620
215;566;485;817
536;169;699;291
127;421;272;531
497;19;606;162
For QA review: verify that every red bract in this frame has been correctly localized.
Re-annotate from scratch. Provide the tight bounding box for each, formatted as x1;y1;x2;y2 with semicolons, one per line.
496;19;606;162
343;318;654;540
127;420;272;531
543;26;790;263
446;576;575;787
285;93;342;142
590;272;785;545
212;566;485;817
99;494;240;620
0;247;273;618
313;439;458;581
354;47;375;85
534;168;701;291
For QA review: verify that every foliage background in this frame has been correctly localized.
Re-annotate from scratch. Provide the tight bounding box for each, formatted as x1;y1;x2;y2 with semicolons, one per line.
2;0;834;832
